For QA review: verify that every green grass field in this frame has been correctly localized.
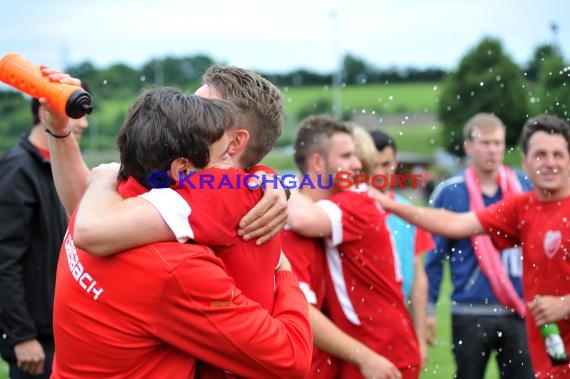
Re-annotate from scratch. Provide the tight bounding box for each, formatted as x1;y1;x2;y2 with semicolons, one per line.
278;82;440;145
282;82;440;115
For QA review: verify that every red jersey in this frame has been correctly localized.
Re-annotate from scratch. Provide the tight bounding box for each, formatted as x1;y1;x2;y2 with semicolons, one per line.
415;228;435;254
281;227;339;379
317;190;420;377
51;177;311;379
141;167;281;312
477;192;570;378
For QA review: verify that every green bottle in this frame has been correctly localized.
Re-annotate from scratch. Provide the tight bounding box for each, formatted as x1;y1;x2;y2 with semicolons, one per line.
541;323;569;365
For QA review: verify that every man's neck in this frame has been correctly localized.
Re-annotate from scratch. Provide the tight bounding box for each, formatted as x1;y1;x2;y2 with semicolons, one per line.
28;125;49;150
299;173;334;202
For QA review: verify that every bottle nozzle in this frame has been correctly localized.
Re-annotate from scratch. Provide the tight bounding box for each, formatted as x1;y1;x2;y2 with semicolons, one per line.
66;89;93;118
81;103;94;115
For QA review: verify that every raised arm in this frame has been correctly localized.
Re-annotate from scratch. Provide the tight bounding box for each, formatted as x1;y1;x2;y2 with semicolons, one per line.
377;191;483;239
46;120;89;217
309;305;401;379
39;68;89;217
73;164;175;256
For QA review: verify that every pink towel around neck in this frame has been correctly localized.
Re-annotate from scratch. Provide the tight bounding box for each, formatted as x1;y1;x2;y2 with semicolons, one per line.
465;165;526;317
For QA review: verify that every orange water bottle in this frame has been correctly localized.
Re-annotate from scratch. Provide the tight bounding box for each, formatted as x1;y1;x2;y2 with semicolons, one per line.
0;52;93;118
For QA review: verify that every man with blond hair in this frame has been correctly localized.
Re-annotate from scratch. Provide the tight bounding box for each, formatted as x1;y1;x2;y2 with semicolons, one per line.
416;113;533;379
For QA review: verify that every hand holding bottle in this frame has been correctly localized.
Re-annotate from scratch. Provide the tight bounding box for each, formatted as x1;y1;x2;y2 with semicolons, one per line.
530;295;569;365
528;295;570;326
37;67;84;136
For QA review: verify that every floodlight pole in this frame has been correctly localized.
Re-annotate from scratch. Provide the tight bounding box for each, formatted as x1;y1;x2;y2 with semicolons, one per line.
550;22;560;50
331;6;342;118
154;59;164;86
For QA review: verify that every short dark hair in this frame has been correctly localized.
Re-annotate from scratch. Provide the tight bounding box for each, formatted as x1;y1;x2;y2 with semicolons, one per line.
369;129;397;153
117;87;238;188
31;80;92;125
293;114;351;174
521;114;570;155
202;65;284;171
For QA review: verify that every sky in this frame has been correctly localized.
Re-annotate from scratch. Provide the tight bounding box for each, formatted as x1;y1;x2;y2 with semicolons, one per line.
0;0;569;75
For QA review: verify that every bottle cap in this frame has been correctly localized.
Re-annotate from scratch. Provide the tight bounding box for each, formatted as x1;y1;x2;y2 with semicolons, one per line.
541;323;559;338
66;89;93;118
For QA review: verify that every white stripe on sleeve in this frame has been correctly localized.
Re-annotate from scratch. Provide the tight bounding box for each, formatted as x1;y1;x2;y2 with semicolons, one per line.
316;199;343;247
139;188;194;243
299;282;318;305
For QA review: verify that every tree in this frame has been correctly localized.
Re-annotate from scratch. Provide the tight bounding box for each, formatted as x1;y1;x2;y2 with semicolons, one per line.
266;69;331;86
342;54;368;84
66;61;99;89
0;91;31;152
140;55;215;89
525;44;562;82
96;63;143;98
0;91;28;134
536;56;570;121
437;37;529;154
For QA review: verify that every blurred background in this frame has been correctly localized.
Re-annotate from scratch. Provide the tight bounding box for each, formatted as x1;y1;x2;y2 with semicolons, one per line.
1;1;569;377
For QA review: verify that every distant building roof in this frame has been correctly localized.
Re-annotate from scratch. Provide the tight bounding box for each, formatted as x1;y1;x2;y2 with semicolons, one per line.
397;151;432;165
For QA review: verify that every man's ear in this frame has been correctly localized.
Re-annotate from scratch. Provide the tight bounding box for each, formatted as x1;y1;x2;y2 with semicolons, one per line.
228;129;250;156
308;152;324;174
169;158;193;184
38;105;48;126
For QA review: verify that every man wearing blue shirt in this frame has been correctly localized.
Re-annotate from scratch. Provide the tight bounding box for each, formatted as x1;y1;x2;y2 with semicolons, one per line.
425;113;534;379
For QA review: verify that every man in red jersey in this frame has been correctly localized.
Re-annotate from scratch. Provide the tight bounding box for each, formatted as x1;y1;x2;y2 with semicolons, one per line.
282;196;402;379
280;228;336;376
287;115;419;379
376;114;570;379
45;87;311;378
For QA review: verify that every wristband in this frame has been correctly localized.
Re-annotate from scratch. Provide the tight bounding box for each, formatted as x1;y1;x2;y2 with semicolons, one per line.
45;128;72;139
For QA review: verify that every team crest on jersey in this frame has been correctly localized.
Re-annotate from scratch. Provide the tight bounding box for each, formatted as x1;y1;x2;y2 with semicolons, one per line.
544;230;562;259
